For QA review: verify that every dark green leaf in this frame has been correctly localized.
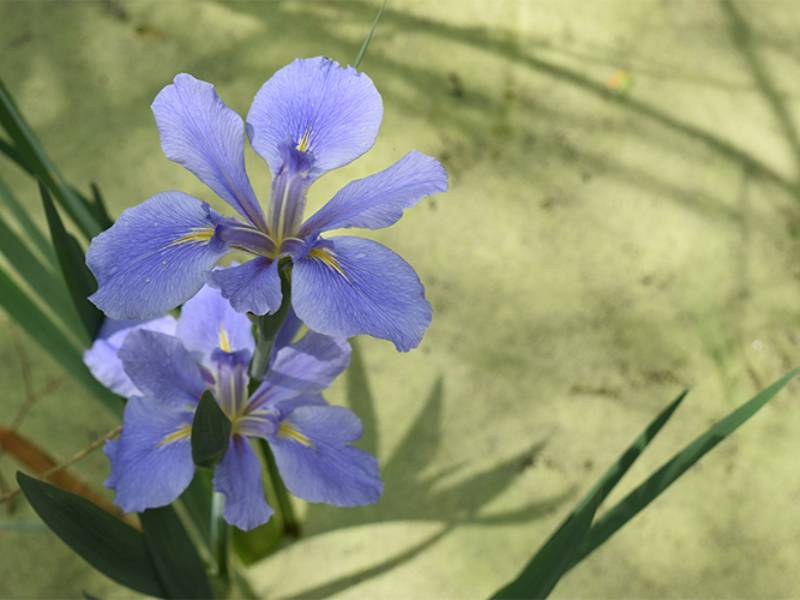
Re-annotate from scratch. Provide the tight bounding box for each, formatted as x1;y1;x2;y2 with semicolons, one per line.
40;182;104;342
0;266;122;415
491;389;688;599
192;390;231;468
0;174;55;263
140;505;214;599
88;182;114;230
16;472;166;598
249;260;292;379
353;0;388;69
0;77;102;239
570;368;799;568
0;137;33;176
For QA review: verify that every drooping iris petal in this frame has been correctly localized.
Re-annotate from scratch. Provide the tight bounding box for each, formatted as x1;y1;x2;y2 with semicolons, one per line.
87;192;228;320
118;329;205;407
177;284;255;365
104;395;195;513
246;57;383;179
300;151;448;235
152;74;266;229
84;316;177;397
268;405;381;506
239;393;326;437
213;436;273;531
292;237;432;352
261;332;351;400
207;257;282;316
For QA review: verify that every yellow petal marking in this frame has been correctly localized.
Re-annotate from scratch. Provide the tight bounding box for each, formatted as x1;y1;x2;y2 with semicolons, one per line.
158;425;192;447
308;246;348;280
218;325;232;352
278;422;313;447
168;226;215;247
296;129;312;152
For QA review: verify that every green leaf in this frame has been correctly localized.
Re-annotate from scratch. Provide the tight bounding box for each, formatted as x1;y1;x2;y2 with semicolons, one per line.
0;174;55;263
16;472;166;598
570;368;800;568
40;182;104;342
191;390;232;469
88;182;114;230
0;77;102;239
0;137;29;173
140;505;214;599
0;211;82;341
179;470;213;549
0;266;122;416
491;389;688;599
353;0;388;69
249;260;292;380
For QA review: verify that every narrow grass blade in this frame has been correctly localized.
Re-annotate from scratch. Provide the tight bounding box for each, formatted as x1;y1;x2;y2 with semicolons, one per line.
140;505;214;599
353;0;388;69
40;182;103;342
570;368;799;567
17;473;166;598
0;137;31;175
0;174;55;263
88;182;114;230
0;266;122;415
491;389;688;599
0;78;102;239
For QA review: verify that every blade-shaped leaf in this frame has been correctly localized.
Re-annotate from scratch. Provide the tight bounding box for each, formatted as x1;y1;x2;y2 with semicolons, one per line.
0;77;102;239
40;182;103;342
570;368;800;568
140;505;214;599
192;390;231;469
0;266;122;415
16;472;166;598
0;137;29;173
0;211;83;341
179;470;213;548
353;0;388;69
491;389;688;599
0;174;54;263
88;182;113;230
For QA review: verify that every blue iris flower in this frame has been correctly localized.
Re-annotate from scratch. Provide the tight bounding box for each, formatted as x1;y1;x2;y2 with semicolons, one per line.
86;57;448;352
84;285;381;531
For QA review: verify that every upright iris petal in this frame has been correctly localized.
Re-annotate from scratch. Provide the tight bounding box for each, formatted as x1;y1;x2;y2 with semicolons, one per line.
88;57;447;351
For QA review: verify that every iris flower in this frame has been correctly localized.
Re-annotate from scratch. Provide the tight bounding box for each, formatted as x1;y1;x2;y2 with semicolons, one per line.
84;285;381;530
87;57;448;351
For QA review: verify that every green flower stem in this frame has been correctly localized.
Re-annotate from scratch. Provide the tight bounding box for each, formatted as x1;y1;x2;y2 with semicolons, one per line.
249;261;292;381
260;439;300;539
209;491;230;595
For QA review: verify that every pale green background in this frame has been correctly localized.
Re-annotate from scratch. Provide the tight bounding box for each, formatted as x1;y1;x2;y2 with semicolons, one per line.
2;0;800;598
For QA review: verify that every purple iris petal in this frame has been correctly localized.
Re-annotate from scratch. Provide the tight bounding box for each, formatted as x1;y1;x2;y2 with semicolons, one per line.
213;436;273;531
87;192;228;320
84;316;177;398
268;405;381;506
246;57;383;180
104;394;195;513
118;329;206;405
292;236;432;352
259;332;351;403
152;74;267;230
300;151;448;235
176;284;255;366
207;257;282;316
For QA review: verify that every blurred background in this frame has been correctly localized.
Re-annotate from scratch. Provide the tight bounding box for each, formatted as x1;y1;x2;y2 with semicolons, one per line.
2;0;800;597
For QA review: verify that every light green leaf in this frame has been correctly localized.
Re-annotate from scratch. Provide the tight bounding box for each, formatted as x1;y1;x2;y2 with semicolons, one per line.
0;174;55;264
353;0;388;69
0;266;121;415
0;77;102;239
